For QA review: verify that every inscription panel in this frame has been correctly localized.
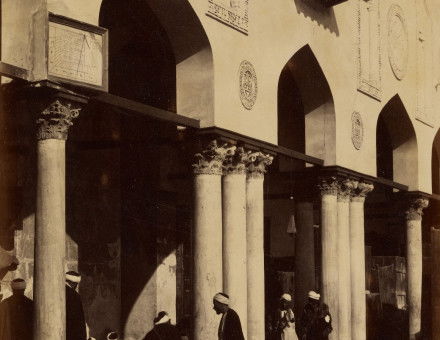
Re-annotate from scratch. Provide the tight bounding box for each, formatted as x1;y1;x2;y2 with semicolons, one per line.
48;18;107;89
207;0;249;34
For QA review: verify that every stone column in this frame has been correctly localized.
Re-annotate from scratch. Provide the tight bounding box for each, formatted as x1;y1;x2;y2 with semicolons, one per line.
350;182;373;340
405;197;429;340
432;227;440;340
193;140;227;340
337;178;356;340
222;146;248;337
294;198;315;318
33;99;80;340
246;152;273;340
319;177;339;340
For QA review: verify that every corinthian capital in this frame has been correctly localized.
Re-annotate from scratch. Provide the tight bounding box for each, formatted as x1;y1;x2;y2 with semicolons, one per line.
351;181;374;202
405;197;429;221
245;151;273;178
338;178;357;201
36;99;81;140
223;146;247;175
193;140;232;175
318;176;338;196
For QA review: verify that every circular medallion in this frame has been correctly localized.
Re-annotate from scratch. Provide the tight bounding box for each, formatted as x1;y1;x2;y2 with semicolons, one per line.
239;60;257;110
351;112;363;150
387;5;408;80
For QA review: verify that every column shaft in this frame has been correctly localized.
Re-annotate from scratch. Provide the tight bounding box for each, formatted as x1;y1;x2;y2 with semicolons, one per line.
294;201;315;318
405;197;428;340
34;139;67;340
246;175;265;340
337;196;351;340
320;181;339;340
432;227;440;340
350;199;367;340
407;218;423;340
223;172;248;337
193;174;223;340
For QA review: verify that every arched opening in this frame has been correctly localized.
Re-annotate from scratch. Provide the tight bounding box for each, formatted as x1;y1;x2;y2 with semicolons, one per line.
277;44;336;166
376;95;418;189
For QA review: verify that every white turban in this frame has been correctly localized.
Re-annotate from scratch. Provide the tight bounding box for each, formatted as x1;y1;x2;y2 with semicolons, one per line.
308;291;320;300
11;278;26;290
281;293;292;302
66;271;81;283
154;312;171;325
214;293;230;305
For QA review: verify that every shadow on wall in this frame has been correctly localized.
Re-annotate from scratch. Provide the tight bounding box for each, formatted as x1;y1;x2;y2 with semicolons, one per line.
293;0;340;36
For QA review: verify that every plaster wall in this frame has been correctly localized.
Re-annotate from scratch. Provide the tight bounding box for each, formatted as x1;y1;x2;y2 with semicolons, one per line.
4;0;440;188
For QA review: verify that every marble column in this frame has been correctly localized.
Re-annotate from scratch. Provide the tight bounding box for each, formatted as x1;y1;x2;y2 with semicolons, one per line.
33;99;80;340
405;197;429;340
222;146;248;337
432;227;440;340
350;182;373;340
319;177;339;340
294;199;315;318
193;140;227;340
246;152;273;340
337;178;355;340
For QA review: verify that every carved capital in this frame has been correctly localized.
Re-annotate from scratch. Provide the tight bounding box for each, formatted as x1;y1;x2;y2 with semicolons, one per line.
351;181;374;202
405;197;429;221
36;99;81;140
193;140;231;175
337;178;357;201
318;176;338;196
223;146;247;175
245;151;273;178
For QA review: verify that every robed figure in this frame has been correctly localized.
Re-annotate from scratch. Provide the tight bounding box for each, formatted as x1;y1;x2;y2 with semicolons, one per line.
143;311;180;340
66;271;87;340
297;291;320;340
213;292;245;340
0;278;33;340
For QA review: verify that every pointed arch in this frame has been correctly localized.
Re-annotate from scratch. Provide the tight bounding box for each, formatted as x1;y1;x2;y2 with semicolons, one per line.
99;0;214;121
376;95;418;189
277;44;336;166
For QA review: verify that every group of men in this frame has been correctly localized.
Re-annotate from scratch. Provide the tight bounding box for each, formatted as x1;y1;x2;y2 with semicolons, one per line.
0;270;95;340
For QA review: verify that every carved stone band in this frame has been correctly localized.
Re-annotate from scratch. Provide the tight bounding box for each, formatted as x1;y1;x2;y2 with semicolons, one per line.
318;176;339;196
405;197;429;221
319;177;374;200
193;140;273;177
36;99;81;140
337;178;358;201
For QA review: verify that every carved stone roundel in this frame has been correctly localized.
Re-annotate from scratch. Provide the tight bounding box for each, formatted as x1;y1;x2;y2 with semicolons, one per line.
351;111;363;150
239;60;257;110
387;5;408;80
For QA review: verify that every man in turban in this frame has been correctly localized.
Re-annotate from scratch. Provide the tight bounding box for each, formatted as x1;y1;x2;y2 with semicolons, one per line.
142;311;180;340
66;271;87;340
0;278;33;340
297;291;320;340
213;292;244;340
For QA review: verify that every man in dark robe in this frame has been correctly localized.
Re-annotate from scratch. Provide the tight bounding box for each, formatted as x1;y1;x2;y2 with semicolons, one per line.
0;278;33;340
297;291;320;340
142;311;180;340
66;271;87;340
213;292;245;340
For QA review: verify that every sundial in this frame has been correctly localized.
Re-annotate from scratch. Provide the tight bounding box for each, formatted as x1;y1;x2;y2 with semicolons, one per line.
47;14;108;91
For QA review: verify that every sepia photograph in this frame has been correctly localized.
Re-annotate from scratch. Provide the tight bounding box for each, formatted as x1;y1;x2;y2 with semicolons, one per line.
0;0;439;339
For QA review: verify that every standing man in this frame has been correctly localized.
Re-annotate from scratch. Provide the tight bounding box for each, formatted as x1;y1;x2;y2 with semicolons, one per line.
66;271;87;340
213;292;244;340
297;291;320;340
0;278;33;340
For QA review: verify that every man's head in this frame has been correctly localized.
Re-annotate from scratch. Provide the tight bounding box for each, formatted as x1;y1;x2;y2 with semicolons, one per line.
307;290;320;304
66;271;81;290
213;292;229;314
10;278;26;295
280;293;292;309
154;311;171;325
